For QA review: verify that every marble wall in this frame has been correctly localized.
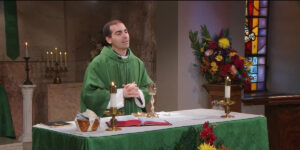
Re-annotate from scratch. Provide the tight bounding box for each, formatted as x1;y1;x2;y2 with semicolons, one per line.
0;1;156;137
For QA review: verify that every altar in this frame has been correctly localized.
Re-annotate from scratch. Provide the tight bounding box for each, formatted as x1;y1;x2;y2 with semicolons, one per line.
32;109;269;150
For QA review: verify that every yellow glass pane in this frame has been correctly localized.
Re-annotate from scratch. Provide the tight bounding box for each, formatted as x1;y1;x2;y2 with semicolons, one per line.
252;24;258;54
253;1;260;16
253;18;258;28
251;83;257;91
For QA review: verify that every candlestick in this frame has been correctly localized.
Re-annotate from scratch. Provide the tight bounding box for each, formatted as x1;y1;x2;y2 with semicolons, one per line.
64;51;67;67
59;51;62;67
50;51;54;68
23;57;32;85
225;76;231;98
25;42;29;57
110;81;117;108
46;50;49;67
55;48;58;63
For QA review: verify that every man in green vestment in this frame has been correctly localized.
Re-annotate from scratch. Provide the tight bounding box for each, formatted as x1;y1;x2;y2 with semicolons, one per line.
80;20;153;117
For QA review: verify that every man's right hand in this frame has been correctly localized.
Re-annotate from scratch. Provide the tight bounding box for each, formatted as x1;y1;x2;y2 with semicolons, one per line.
123;82;140;98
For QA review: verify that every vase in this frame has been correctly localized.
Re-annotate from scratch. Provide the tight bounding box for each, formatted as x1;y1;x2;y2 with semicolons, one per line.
203;83;242;112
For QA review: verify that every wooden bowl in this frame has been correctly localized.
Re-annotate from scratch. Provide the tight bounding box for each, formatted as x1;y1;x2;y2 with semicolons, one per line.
76;118;99;132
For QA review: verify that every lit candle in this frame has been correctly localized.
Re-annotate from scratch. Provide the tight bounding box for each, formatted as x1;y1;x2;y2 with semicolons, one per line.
64;51;67;67
46;50;49;67
50;51;54;67
25;42;29;57
55;48;58;62
225;76;231;98
110;81;117;108
59;51;62;67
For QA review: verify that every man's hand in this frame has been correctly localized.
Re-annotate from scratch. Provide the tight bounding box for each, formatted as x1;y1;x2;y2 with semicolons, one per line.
123;82;140;98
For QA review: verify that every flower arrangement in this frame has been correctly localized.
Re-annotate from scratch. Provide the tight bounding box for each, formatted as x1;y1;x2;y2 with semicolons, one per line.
198;122;230;150
189;25;252;89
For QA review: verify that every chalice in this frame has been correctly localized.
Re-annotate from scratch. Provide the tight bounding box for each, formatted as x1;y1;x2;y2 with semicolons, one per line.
147;82;158;118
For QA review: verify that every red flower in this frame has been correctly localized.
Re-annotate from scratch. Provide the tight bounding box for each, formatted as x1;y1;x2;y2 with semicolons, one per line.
209;42;218;49
241;71;247;78
220;64;231;76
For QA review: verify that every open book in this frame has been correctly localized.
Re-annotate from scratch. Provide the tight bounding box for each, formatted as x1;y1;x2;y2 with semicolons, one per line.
106;115;171;127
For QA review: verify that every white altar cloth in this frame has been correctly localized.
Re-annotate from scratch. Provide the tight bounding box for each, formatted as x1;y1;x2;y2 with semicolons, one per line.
33;108;263;137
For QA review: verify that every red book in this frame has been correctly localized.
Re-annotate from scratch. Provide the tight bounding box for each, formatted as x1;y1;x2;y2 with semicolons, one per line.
106;116;171;127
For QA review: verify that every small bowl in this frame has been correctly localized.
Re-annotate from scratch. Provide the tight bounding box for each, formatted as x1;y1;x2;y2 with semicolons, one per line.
75;118;100;132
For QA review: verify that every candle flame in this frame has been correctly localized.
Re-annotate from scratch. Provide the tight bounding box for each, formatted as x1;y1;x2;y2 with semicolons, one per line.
111;81;115;86
50;51;53;55
46;51;49;54
59;51;62;55
64;52;67;55
55;47;58;50
25;42;28;46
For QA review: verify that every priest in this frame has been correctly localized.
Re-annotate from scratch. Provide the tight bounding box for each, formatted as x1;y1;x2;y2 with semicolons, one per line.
80;20;153;117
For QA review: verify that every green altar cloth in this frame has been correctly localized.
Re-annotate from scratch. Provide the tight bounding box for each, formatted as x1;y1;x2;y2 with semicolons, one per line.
0;83;15;138
33;115;269;150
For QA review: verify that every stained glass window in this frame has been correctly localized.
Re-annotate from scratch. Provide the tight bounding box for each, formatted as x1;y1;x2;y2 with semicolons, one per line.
245;0;269;92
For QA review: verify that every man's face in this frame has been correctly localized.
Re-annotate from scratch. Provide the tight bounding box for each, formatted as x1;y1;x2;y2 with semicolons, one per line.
106;23;130;51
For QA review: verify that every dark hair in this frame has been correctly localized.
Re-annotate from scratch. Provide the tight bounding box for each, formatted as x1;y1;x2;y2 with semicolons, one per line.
102;19;124;46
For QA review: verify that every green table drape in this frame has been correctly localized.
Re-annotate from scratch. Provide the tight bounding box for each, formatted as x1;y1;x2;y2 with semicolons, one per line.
33;117;269;150
4;0;20;60
0;83;16;138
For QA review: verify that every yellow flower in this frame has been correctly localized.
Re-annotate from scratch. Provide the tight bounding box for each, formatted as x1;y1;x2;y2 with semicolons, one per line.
201;47;204;52
215;55;223;61
229;52;236;57
210;61;218;72
218;38;230;49
198;143;216;150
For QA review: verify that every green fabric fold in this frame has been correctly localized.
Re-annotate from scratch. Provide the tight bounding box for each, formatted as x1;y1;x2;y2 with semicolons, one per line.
0;83;16;138
4;1;20;60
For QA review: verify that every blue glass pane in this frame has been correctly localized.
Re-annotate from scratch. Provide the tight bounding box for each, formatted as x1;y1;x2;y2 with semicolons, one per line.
259;18;267;28
250;74;257;82
260;8;268;16
258;57;265;64
250;66;257;74
260;1;268;8
257;82;264;90
258;29;267;36
258;45;266;54
258;37;266;50
258;65;265;82
252;57;258;65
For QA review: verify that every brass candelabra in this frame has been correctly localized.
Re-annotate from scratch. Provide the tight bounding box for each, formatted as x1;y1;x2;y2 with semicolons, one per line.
45;49;68;84
147;82;158;118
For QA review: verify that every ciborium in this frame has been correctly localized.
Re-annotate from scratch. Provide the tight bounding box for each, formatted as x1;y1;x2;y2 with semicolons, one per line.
147;82;158;118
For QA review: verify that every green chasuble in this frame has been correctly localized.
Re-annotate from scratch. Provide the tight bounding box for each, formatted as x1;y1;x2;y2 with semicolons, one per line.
80;46;153;117
0;83;16;138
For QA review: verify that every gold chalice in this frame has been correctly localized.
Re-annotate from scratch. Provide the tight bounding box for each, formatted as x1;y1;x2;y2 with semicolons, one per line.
147;82;158;118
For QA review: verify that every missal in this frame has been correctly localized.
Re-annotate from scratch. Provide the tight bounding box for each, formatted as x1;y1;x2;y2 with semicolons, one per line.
106;115;171;127
42;121;71;128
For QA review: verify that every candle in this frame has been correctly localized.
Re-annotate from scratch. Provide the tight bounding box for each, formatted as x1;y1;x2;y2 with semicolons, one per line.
25;42;29;57
46;50;49;67
225;76;231;98
50;51;54;67
59;51;62;67
110;81;117;108
55;48;58;62
64;51;67;67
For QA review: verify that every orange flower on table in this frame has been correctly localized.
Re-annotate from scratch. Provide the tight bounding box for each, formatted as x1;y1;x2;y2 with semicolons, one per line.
210;61;218;72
